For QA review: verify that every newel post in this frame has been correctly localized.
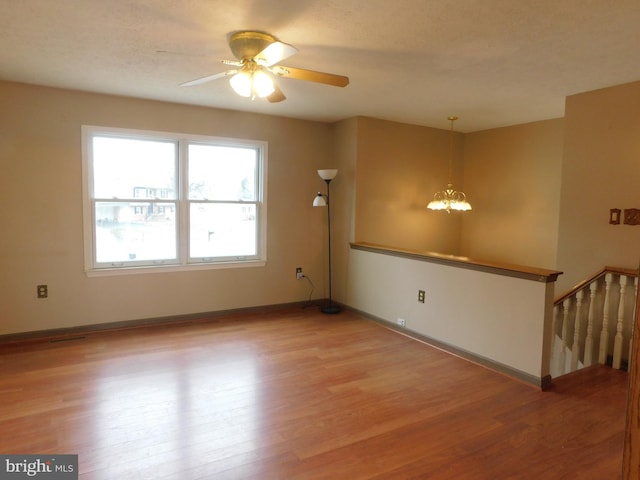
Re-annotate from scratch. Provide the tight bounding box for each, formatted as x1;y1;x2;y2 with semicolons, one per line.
622;272;640;478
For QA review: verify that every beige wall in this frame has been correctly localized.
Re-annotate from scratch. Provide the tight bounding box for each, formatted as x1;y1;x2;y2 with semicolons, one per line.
332;116;566;306
331;118;358;305
353;117;464;254
462;119;564;270
6;77;640;336
0;81;333;335
347;116;565;270
556;81;640;293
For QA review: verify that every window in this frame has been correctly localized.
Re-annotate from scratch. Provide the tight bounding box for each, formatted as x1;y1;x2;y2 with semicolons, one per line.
82;126;267;274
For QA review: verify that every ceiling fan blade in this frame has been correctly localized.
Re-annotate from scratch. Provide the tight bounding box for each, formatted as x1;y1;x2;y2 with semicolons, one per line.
255;41;298;67
180;70;237;87
267;84;286;103
272;65;349;87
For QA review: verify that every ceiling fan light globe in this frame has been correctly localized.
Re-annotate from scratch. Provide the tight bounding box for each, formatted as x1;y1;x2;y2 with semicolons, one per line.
253;70;275;97
229;71;253;97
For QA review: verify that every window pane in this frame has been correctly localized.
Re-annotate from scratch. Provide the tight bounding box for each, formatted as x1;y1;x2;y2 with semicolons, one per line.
95;201;177;263
188;144;257;201
93;136;176;199
190;203;256;259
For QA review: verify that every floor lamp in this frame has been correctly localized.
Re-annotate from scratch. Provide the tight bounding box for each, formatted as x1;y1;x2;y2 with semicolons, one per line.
313;169;341;314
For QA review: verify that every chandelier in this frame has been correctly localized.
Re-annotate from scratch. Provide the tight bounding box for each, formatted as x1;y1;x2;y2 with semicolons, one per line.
427;116;472;213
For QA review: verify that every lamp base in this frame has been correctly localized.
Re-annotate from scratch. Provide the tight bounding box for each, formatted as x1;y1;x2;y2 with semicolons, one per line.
320;303;342;315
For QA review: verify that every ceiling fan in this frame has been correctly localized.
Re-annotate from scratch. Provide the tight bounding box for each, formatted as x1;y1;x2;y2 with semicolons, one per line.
180;31;349;102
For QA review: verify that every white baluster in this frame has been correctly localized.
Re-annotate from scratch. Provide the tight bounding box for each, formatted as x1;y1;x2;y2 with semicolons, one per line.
571;289;585;371
560;298;571;374
584;281;597;367
551;303;560;375
630;276;639;366
599;273;613;365
613;275;628;369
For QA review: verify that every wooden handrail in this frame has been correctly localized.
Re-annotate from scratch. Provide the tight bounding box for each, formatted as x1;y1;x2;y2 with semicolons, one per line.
351;242;562;283
554;266;639;305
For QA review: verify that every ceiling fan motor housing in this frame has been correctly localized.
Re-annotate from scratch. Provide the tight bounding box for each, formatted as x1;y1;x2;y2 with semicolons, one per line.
228;31;277;61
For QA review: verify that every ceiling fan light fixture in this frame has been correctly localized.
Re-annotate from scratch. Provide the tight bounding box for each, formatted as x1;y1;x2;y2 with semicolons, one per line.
182;30;349;103
229;68;274;99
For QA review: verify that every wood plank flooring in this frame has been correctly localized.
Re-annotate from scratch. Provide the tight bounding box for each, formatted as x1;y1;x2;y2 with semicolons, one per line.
0;308;628;479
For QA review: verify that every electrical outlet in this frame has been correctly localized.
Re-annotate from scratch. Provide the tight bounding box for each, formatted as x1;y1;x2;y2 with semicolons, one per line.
397;318;406;327
37;284;48;299
296;267;304;280
418;290;425;303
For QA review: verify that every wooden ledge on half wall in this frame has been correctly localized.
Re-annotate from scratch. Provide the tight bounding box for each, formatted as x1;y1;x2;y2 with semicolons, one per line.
350;242;563;283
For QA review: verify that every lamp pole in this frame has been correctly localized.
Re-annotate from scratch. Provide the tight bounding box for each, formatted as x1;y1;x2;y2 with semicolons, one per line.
324;177;339;313
314;169;341;314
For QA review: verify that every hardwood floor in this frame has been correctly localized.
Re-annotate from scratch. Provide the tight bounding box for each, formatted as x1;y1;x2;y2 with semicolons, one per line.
0;308;628;479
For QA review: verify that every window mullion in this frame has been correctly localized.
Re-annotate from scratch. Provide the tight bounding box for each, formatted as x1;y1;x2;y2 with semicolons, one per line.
178;139;189;264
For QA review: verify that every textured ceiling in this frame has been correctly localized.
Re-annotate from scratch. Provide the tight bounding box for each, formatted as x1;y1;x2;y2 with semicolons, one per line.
2;0;640;132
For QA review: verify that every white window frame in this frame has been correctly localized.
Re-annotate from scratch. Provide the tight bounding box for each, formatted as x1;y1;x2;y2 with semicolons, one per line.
81;125;267;276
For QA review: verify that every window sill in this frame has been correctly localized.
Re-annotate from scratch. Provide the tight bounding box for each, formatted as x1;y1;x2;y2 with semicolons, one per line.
85;260;266;277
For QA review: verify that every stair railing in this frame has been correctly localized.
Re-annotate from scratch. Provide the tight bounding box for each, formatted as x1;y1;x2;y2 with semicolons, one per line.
551;267;638;378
